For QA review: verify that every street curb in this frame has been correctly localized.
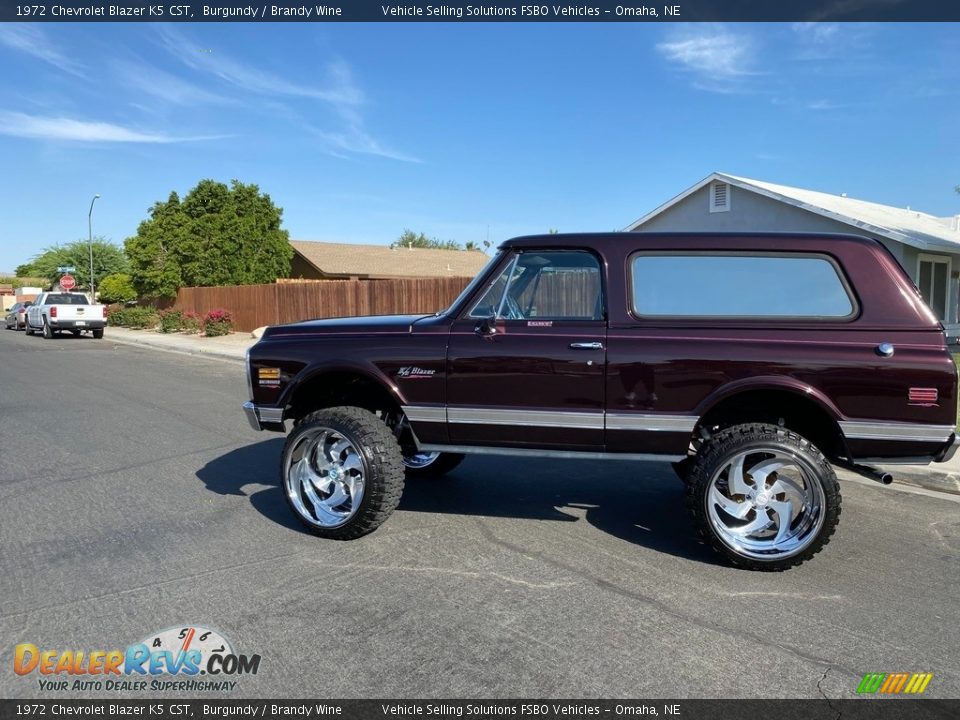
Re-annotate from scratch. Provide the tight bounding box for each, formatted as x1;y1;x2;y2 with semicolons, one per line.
104;331;247;364
879;468;960;496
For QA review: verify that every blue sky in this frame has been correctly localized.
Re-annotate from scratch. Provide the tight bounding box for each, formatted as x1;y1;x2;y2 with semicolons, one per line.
0;22;958;272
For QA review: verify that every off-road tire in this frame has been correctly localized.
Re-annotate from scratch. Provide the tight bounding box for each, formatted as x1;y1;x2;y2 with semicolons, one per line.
404;452;465;479
282;406;405;540
686;423;841;572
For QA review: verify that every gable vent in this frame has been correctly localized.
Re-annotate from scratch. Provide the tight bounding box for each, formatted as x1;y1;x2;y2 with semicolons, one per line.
710;182;730;213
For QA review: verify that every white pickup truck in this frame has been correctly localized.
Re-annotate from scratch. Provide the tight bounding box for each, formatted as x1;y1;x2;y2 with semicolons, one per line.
25;292;106;339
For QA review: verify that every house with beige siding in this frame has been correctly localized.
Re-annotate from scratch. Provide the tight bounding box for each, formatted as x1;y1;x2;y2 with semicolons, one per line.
626;173;960;339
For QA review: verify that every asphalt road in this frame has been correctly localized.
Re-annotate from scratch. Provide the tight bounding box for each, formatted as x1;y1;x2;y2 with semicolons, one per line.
1;327;958;700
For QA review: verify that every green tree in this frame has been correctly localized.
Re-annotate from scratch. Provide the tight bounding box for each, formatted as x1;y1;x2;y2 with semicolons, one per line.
21;238;128;289
391;229;461;251
98;273;138;304
125;180;293;298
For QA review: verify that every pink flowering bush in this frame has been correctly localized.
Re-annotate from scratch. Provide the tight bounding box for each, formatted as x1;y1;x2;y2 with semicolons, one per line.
203;309;234;337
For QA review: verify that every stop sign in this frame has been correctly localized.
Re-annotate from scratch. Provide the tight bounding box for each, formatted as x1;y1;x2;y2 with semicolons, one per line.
60;274;76;290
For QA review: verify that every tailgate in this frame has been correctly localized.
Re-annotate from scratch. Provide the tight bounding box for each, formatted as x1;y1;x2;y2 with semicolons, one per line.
54;305;102;321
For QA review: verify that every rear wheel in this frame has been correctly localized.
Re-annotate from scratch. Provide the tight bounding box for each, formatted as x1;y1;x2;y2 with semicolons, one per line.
380;410;464;478
686;423;840;571
42;320;53;339
92;328;104;339
403;451;465;478
282;407;404;539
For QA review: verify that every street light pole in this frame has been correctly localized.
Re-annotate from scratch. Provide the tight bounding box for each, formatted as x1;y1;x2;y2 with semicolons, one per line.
88;194;100;300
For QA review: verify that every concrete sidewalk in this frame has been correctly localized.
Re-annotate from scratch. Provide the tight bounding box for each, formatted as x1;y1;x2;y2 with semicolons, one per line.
105;325;254;363
877;456;960;495
103;325;960;496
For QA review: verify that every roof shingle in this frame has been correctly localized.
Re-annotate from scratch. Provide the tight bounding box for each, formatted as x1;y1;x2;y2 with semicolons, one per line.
290;240;490;279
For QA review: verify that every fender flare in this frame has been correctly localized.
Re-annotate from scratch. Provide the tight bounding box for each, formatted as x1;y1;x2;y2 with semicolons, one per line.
278;360;408;410
693;377;849;461
694;376;845;423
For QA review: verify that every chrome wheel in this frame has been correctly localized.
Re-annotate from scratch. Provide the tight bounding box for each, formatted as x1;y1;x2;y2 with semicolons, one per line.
402;451;440;469
706;448;825;560
284;427;365;528
379;410;437;468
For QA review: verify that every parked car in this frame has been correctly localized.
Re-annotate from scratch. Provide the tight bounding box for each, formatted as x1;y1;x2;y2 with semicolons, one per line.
5;301;32;330
242;233;959;571
25;292;106;339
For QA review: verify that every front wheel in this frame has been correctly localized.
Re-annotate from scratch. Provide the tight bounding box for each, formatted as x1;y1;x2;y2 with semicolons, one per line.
281;407;405;539
686;423;841;571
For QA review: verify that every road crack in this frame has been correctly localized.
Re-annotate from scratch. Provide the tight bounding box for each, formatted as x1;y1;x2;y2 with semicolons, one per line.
817;666;841;720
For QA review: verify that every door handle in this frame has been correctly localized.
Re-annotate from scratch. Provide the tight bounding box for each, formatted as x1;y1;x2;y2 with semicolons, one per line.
569;342;603;350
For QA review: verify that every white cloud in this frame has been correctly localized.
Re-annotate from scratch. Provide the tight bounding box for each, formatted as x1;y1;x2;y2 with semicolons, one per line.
791;22;840;44
312;127;422;164
0;110;222;143
0;25;85;77
112;57;231;106
657;26;755;80
157;27;362;107
806;99;856;111
155;26;417;162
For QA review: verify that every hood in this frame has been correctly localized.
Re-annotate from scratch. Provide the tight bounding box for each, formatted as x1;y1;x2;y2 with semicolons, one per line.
262;314;432;338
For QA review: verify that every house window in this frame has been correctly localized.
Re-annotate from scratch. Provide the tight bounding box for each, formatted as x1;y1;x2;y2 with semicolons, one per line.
917;254;951;323
709;182;730;213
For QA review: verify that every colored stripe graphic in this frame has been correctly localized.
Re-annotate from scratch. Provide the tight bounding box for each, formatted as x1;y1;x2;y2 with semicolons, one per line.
904;674;933;694
857;672;932;694
880;673;909;693
856;673;886;694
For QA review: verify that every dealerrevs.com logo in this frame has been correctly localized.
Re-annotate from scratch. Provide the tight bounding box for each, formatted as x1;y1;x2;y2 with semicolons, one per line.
14;625;261;693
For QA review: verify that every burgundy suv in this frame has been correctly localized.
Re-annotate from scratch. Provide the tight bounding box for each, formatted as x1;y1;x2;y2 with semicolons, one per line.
243;233;958;570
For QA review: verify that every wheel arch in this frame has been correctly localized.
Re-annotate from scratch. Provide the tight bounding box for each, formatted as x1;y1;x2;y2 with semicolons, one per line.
283;363;406;424
693;378;850;461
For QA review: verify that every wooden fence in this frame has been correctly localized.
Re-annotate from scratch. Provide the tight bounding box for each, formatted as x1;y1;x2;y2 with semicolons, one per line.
167;277;474;332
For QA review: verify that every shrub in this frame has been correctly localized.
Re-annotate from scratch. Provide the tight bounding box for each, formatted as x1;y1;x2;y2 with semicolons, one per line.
181;311;202;334
98;273;137;304
203;308;233;337
158;309;183;334
106;306;126;327
120;306;159;329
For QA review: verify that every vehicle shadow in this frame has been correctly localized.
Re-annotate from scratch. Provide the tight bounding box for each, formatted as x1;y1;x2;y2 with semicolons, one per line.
195;437;308;533
196;439;717;565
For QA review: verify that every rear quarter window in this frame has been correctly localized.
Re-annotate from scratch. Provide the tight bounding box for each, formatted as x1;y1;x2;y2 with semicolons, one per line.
630;252;856;319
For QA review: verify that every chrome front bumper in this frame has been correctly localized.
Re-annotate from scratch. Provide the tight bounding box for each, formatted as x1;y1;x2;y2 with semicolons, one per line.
242;401;285;432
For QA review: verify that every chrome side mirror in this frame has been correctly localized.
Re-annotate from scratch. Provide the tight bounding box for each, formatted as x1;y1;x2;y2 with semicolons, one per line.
474;317;497;337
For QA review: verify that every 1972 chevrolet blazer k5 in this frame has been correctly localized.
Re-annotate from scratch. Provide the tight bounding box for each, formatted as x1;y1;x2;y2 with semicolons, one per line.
243;233;959;570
